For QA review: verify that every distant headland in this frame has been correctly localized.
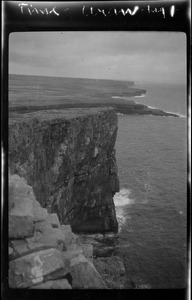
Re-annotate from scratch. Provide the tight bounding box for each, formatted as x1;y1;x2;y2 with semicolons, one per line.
9;74;178;117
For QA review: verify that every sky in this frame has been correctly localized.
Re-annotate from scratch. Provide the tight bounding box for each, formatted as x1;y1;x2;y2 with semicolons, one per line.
9;31;186;84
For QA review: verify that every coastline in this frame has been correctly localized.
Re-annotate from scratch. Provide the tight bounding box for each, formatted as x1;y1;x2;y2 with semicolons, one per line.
9;74;179;118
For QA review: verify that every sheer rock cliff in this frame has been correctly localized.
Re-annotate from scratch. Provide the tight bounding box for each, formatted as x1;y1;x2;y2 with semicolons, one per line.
9;107;119;233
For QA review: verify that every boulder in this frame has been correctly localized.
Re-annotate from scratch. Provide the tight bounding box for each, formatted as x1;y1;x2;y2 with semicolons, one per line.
63;244;84;260
33;200;48;222
9;247;13;256
26;228;67;252
65;243;83;252
34;220;52;233
9;248;70;288
9;175;35;238
30;279;72;289
10;239;51;260
42;268;71;283
81;244;93;262
9;215;34;239
46;213;61;228
26;227;79;252
9;174;35;217
60;225;80;245
61;225;72;235
69;253;107;289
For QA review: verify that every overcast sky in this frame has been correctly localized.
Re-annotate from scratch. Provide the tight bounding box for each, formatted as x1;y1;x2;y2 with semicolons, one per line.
9;31;186;84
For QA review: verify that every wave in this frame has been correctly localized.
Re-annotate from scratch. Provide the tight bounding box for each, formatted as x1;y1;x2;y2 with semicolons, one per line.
113;96;186;118
112;96;122;99
178;114;187;118
134;94;146;98
114;188;135;232
166;112;187;118
114;188;135;207
147;106;187;118
147;105;158;109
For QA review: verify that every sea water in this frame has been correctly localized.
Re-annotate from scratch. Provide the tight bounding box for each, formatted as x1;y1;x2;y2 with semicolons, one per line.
113;82;187;289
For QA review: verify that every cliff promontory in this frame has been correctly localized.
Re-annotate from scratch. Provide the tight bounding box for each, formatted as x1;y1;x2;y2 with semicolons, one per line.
9;107;119;233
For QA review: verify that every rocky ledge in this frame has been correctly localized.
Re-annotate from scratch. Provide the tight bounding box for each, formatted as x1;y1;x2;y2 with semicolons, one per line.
8;174;125;289
9;108;119;233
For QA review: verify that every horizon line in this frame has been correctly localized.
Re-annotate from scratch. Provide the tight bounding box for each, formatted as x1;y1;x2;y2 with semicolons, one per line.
9;73;185;85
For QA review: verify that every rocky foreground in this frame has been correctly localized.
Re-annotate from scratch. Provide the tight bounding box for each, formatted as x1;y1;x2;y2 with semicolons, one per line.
9;174;125;289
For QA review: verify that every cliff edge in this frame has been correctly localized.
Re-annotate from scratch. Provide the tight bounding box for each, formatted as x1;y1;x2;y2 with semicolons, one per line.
9;107;119;233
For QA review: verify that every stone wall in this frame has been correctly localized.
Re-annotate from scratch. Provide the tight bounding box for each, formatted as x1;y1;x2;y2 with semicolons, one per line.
9;108;119;233
9;174;107;289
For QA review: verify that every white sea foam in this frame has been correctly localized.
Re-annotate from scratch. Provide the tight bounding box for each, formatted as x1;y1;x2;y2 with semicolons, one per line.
134;94;146;98
112;96;135;101
114;188;134;207
112;96;186;118
147;106;187;118
177;114;187;118
166;112;187;118
112;96;122;99
147;105;158;109
114;188;134;232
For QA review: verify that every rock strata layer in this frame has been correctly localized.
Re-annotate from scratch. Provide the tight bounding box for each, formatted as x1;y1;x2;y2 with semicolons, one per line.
9;108;119;233
8;174;107;289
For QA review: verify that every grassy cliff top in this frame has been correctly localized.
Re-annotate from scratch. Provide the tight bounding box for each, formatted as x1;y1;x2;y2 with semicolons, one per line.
9;107;116;123
9;74;144;109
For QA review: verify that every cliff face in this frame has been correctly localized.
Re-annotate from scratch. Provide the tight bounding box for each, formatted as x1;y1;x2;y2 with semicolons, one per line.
9;108;119;233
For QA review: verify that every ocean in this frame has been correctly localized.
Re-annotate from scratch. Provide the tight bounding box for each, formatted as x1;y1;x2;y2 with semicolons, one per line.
113;82;188;289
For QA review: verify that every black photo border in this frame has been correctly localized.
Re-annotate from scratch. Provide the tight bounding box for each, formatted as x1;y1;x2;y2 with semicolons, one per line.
2;1;191;300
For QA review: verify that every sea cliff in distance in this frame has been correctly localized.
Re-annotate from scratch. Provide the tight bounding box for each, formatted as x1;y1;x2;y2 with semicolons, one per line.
9;74;178;117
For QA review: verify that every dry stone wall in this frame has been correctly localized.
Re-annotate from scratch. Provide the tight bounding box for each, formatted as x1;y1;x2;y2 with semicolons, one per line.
9;174;107;289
